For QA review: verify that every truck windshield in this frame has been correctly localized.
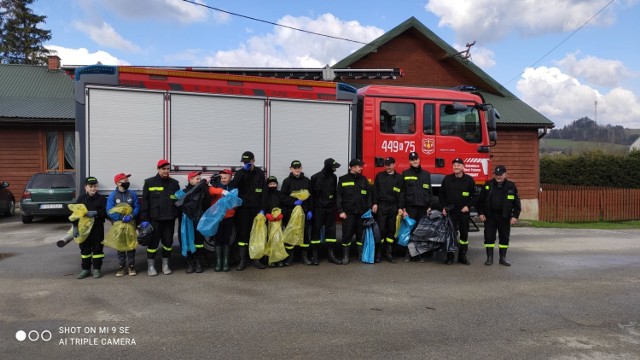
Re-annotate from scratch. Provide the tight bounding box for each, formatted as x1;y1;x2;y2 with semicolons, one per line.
439;105;482;143
380;102;415;134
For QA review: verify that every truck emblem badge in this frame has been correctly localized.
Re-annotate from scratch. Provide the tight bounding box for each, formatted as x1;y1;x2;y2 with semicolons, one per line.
422;138;435;155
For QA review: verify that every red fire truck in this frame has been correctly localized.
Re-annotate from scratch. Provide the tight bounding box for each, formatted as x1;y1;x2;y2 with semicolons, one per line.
73;65;497;195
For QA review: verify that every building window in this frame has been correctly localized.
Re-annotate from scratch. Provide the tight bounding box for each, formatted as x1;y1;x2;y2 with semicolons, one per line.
46;130;75;172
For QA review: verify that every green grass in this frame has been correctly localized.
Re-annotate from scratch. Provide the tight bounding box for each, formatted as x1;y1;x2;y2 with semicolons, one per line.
540;138;630;154
522;220;640;229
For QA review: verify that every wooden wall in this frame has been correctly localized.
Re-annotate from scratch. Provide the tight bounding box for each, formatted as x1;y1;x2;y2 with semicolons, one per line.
0;127;44;201
490;128;540;200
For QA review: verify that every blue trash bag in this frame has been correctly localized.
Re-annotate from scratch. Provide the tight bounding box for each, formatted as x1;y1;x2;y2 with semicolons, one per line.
197;189;242;238
361;210;375;264
397;216;416;247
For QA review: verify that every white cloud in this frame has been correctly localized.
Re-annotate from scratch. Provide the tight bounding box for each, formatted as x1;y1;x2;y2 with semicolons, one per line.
425;0;618;43
104;0;215;24
453;43;496;68
556;53;634;88
180;13;384;67
74;20;140;53
46;45;130;66
516;66;640;128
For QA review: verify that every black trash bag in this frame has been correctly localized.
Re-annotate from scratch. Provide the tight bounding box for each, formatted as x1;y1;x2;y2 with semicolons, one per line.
137;223;153;246
176;179;211;222
362;217;382;244
408;210;457;257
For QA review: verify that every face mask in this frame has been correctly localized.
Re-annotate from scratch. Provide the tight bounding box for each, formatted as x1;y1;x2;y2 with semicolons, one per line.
120;182;130;190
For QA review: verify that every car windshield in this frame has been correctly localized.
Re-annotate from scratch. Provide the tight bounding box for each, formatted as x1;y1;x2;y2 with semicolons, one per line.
28;174;75;189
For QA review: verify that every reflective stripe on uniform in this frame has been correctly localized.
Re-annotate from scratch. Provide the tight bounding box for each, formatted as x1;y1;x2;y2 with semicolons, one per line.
169;195;177;200
92;254;105;259
404;176;417;181
325;238;337;243
393;187;401;192
507;195;515;200
342;242;351;247
485;185;489;190
285;245;294;250
462;191;470;196
458;240;469;245
356;242;363;246
81;254;92;259
255;189;262;193
147;248;158;253
360;190;367;195
385;237;394;244
422;184;429;189
342;182;355;186
149;187;164;191
310;240;321;244
162;245;172;251
484;243;495;248
299;243;309;248
238;242;247;246
499;244;509;249
195;244;204;248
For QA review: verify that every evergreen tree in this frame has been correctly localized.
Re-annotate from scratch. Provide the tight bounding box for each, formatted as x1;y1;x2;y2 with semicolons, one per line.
0;0;51;65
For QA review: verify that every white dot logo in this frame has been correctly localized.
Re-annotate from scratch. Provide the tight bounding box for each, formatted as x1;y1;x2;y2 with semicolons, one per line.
16;330;27;342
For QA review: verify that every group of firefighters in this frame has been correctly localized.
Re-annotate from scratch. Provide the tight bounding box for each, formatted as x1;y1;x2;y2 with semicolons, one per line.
71;150;521;279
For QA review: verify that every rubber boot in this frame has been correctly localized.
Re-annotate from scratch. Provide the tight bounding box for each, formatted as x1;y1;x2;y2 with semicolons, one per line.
254;258;266;269
499;248;511;266
342;246;350;265
162;258;172;275
93;269;102;279
385;244;396;263
327;247;342;265
283;248;294;266
357;245;363;260
214;246;223;272
77;269;91;279
446;252;454;265
302;249;312;265
458;244;470;265
185;255;195;274
311;246;319;265
147;259;158;276
195;254;204;273
485;247;494;266
237;247;247;271
374;244;381;263
222;246;230;272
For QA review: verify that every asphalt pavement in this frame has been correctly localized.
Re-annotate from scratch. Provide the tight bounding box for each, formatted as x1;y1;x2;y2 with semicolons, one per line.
0;213;639;360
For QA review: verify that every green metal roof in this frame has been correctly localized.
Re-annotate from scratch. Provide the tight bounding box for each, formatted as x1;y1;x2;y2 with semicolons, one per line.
334;17;554;128
0;64;74;121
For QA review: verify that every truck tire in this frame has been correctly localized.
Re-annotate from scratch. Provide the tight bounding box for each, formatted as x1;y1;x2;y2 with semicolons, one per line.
21;214;33;224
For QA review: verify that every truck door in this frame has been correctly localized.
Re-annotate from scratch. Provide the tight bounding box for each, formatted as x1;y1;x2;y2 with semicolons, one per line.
435;103;486;181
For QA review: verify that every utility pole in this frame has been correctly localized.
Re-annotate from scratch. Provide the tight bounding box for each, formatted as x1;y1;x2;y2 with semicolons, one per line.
594;100;598;122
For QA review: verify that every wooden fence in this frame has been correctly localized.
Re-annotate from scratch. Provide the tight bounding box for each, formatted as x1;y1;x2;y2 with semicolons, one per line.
539;184;640;222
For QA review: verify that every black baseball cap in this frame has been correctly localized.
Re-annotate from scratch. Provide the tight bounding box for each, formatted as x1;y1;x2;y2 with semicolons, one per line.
290;160;302;168
349;158;364;167
384;157;396;165
452;158;464;165
409;151;419;160
324;158;341;169
241;151;254;163
267;176;278;184
494;165;507;175
84;176;98;185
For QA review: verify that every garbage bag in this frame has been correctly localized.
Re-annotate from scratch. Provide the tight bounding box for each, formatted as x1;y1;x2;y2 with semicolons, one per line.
175;180;211;221
179;214;196;257
265;208;288;264
68;204;95;244
396;216;416;247
197;189;242;238
103;204;137;251
290;189;310;201
137;223;153;246
394;213;402;238
249;213;267;260
361;210;375;264
407;211;457;257
282;206;305;246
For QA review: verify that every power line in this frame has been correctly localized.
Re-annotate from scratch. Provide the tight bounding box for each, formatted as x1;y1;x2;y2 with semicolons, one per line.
505;0;616;85
181;0;371;45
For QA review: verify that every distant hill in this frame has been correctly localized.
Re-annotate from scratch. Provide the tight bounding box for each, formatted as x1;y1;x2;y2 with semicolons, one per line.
540;138;631;155
546;117;639;145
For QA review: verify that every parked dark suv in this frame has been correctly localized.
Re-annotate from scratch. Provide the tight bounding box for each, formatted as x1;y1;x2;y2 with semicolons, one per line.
0;180;16;217
20;173;76;223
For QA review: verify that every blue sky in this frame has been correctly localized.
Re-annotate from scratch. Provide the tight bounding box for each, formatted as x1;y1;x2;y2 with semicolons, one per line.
33;0;640;128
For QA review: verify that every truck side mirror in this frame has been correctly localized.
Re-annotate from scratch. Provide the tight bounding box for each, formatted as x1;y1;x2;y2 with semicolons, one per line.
487;108;499;131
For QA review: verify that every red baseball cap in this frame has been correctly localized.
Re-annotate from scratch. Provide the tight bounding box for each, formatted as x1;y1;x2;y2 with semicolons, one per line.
113;173;131;184
187;171;202;181
157;159;170;168
220;169;233;175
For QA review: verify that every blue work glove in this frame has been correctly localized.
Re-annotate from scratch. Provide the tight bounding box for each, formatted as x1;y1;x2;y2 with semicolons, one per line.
294;199;303;206
122;215;132;223
72;225;79;238
307;211;313;220
141;221;150;228
86;210;97;218
259;210;265;215
243;163;252;171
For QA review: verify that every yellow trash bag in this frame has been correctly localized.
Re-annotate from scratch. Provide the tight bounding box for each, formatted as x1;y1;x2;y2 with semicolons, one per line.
282;190;310;246
68;204;95;244
265;208;288;264
394;213;402;238
103;204;137;251
249;212;267;260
